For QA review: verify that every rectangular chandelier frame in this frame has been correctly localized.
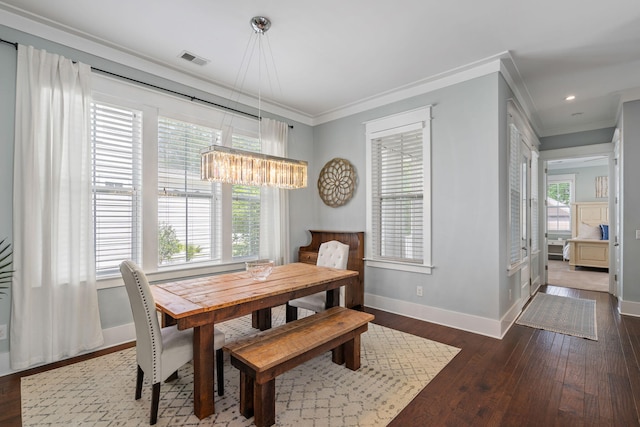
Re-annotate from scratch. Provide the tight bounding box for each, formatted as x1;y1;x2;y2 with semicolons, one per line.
201;145;308;189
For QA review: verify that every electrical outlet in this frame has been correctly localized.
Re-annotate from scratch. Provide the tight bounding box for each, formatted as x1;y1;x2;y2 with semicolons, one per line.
416;285;423;297
0;324;7;340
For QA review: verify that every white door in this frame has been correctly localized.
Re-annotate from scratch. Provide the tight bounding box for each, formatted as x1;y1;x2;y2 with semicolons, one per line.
613;136;621;296
520;140;532;297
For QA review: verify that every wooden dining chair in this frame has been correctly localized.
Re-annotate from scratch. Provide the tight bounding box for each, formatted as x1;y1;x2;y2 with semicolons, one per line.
285;240;350;322
119;260;225;425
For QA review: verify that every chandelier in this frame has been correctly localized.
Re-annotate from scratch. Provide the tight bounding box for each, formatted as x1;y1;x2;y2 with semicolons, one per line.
201;145;307;189
200;16;308;189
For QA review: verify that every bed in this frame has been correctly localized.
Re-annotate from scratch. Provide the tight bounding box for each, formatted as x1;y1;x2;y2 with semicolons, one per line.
567;201;609;270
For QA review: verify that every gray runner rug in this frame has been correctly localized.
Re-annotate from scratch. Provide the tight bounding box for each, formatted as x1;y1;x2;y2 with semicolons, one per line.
516;293;597;340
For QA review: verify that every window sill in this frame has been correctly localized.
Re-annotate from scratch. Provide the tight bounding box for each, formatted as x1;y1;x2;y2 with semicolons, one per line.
365;259;433;275
96;260;248;290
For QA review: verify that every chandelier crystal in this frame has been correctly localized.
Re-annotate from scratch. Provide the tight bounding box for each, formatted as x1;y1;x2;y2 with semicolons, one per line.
200;16;308;189
201;145;307;189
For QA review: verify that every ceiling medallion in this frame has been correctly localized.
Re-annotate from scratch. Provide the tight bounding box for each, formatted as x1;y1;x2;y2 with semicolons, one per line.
317;158;357;207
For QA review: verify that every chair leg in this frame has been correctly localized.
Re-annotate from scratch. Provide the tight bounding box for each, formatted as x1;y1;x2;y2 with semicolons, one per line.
216;348;224;396
165;370;179;382
136;365;144;400
285;303;298;323
150;382;160;425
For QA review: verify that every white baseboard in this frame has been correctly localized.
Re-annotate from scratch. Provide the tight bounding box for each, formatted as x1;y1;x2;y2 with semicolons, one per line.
619;299;640;317
0;322;135;377
364;293;506;339
499;296;527;339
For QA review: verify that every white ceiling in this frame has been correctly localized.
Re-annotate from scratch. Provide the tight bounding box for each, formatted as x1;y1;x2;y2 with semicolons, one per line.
2;0;640;137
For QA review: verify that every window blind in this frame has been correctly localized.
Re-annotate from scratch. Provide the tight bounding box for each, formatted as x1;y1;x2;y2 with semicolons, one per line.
509;124;522;266
91;102;142;276
531;152;539;252
158;117;220;265
371;128;424;263
231;134;261;258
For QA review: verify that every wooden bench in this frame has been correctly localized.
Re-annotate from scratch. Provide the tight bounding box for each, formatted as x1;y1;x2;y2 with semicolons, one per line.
224;306;375;427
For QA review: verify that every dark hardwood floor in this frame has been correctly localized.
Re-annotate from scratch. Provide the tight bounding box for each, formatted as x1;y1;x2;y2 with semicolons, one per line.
1;285;639;426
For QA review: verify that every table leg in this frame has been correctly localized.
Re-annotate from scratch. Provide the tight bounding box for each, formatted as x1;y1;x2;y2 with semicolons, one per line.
252;308;272;331
193;323;215;419
160;312;177;327
326;288;339;309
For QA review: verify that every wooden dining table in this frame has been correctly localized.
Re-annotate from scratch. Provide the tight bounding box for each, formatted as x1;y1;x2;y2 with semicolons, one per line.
149;262;359;420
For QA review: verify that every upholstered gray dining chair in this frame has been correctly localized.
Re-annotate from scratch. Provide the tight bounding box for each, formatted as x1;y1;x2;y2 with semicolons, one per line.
120;260;225;425
285;240;350;322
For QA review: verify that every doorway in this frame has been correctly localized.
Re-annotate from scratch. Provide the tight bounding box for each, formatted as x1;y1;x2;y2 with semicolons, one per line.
543;153;612;293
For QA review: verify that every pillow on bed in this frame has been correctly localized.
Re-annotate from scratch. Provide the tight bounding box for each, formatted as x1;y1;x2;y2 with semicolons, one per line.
600;224;609;240
577;222;601;239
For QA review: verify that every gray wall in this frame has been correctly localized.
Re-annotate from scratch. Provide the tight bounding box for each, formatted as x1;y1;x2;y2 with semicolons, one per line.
540;128;615;151
306;74;506;321
622;100;640;303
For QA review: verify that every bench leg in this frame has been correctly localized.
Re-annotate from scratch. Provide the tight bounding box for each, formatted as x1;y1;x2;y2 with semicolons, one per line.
254;379;276;427
239;371;254;418
331;344;344;365
344;335;361;371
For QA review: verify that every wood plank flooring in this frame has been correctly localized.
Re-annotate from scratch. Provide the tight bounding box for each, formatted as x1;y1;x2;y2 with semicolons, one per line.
1;285;639;426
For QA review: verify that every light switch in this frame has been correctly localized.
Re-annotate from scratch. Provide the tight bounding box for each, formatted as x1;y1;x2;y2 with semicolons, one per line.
636;230;640;240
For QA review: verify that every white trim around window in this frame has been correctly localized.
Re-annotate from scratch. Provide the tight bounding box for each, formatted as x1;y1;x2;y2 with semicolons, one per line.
365;106;433;274
91;74;261;289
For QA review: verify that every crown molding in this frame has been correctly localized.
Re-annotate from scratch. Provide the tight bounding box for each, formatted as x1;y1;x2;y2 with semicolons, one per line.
313;52;510;125
0;5;543;131
0;6;315;126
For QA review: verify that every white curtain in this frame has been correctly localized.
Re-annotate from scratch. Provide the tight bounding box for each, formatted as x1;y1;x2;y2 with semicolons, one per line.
259;118;291;265
10;45;103;370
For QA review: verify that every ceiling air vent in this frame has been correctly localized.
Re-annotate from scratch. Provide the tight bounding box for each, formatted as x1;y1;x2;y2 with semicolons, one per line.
179;50;209;66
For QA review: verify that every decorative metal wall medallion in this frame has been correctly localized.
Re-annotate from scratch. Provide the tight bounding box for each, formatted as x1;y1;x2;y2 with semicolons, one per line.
317;158;356;207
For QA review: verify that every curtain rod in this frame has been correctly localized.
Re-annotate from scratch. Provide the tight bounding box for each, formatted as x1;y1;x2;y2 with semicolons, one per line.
0;37;293;129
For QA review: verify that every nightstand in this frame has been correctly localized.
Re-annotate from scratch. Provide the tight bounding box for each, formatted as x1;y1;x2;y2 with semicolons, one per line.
548;240;565;260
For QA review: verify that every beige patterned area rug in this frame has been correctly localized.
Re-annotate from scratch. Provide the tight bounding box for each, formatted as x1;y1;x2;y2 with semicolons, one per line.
22;306;460;426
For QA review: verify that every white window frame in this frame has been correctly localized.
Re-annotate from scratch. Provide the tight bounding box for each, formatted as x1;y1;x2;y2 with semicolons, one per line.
365;106;432;274
92;74;261;289
546;174;575;234
507;100;537;273
91;101;143;277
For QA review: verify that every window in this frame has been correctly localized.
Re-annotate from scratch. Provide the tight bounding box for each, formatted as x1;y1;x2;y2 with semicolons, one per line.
157;117;221;265
507;100;539;271
531;152;539;252
547;175;574;233
231;133;261;258
91;102;142;276
365;106;432;274
91;74;264;284
508;123;522;268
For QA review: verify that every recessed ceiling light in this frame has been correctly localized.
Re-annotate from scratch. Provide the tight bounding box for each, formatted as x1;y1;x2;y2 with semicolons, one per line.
565;95;576;101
